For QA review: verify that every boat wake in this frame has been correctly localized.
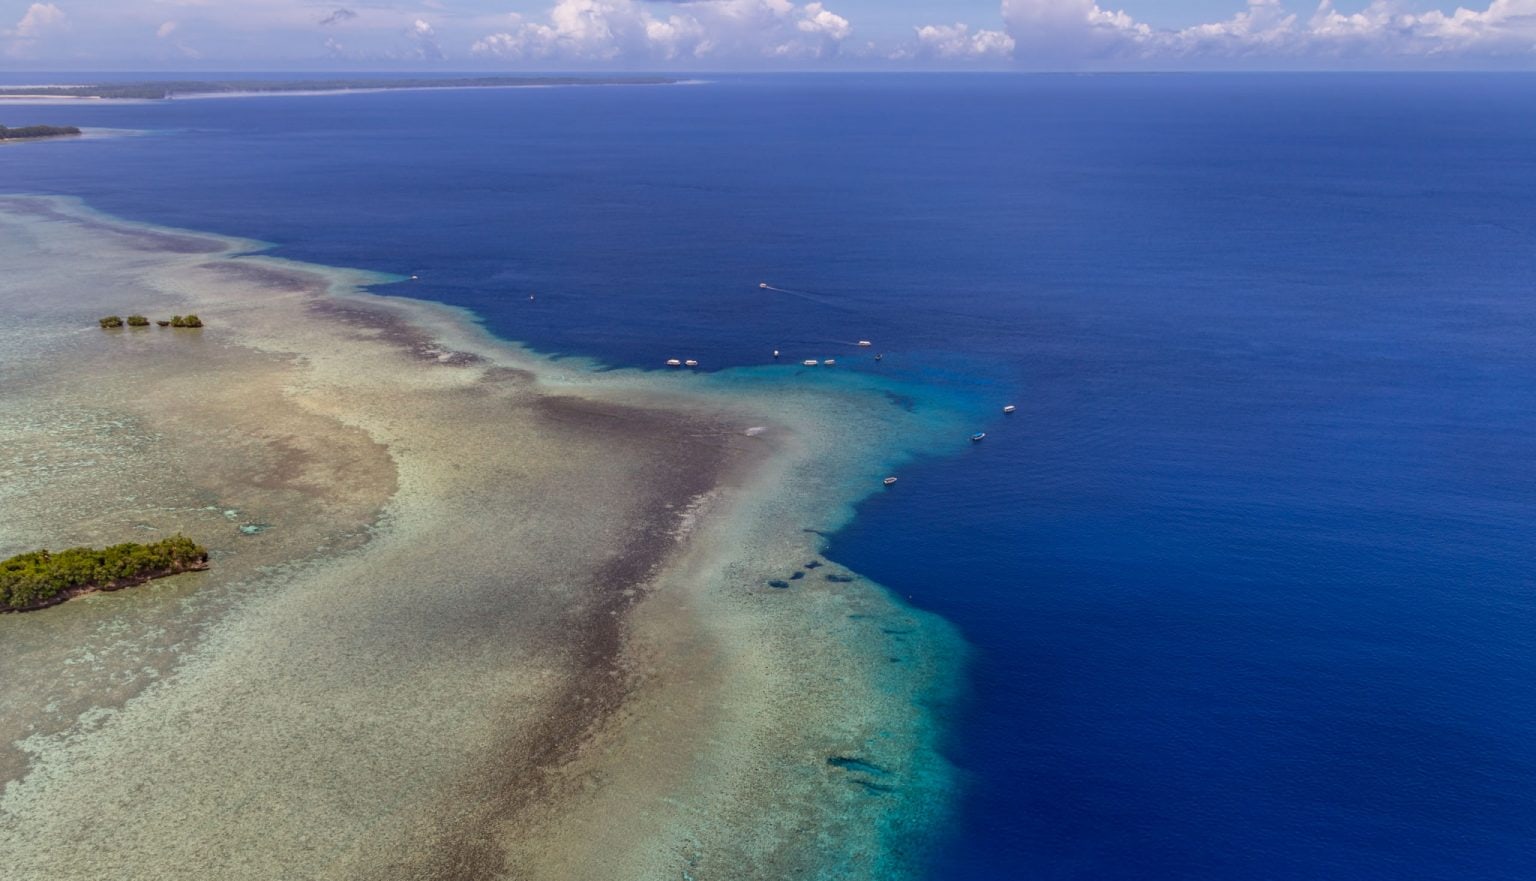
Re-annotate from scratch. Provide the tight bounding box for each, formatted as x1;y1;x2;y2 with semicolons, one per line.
757;282;853;311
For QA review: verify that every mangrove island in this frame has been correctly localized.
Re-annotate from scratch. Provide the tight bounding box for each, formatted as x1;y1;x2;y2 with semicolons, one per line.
0;535;209;612
0;124;81;141
100;313;203;328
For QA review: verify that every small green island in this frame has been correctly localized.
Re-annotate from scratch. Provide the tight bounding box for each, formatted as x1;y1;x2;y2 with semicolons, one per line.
1;535;209;612
0;123;81;141
100;313;202;328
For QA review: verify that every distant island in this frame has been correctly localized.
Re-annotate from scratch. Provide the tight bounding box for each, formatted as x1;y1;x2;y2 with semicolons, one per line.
0;124;81;140
0;76;679;101
0;535;209;612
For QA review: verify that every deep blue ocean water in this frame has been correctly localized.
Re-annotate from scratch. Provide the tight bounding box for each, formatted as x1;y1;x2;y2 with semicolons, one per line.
4;72;1535;880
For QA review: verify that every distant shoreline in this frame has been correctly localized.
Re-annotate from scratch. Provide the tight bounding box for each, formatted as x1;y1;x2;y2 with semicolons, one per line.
0;76;681;102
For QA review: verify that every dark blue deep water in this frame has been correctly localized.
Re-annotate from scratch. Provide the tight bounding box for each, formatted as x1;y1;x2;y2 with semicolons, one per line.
4;73;1535;880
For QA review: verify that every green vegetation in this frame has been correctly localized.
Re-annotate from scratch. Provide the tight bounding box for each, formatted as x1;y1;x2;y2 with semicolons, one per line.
0;535;209;612
0;77;676;101
100;314;206;329
0;124;81;140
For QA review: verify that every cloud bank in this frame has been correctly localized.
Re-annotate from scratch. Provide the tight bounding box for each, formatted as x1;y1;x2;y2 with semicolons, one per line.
3;0;1536;68
999;0;1536;67
471;0;854;62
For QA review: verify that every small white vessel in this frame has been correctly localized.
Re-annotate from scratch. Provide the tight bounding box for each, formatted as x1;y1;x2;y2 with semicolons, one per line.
883;477;898;486
802;359;818;367
685;359;699;367
823;359;836;366
773;349;780;358
1003;405;1017;414
759;282;770;290
409;275;419;281
971;432;987;442
857;340;872;347
666;359;682;367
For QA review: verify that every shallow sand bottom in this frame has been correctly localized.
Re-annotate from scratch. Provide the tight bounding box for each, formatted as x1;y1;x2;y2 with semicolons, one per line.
0;196;965;880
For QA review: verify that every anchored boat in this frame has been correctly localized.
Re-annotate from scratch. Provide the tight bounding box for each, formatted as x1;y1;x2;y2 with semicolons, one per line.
666;359;682;367
971;432;986;442
1003;404;1017;414
883;477;898;486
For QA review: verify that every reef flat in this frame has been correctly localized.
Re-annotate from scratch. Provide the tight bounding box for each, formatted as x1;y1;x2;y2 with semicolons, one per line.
0;196;968;881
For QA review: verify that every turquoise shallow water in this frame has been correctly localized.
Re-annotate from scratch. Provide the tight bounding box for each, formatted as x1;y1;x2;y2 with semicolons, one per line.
3;72;1536;879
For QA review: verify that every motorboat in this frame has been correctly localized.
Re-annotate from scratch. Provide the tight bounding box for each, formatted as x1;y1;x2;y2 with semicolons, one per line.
1003;405;1017;414
666;359;682;367
883;477;898;486
823;359;836;366
759;282;770;289
685;359;699;367
802;359;818;366
857;340;872;347
971;432;986;442
773;349;780;358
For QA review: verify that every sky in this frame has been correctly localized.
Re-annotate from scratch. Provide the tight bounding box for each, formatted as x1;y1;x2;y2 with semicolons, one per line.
3;0;1536;71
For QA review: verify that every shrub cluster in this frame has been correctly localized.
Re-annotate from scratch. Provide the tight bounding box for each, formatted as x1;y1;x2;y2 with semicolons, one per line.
0;535;208;611
98;314;205;329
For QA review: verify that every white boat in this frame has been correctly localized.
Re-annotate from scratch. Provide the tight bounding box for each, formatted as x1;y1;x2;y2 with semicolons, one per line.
685;359;699;367
802;359;818;366
823;359;836;366
1003;405;1017;414
857;340;872;347
666;359;682;367
971;432;986;442
759;282;770;289
773;349;780;358
883;477;898;486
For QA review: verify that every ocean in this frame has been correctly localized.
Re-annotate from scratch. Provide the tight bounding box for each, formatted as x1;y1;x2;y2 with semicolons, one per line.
3;72;1535;879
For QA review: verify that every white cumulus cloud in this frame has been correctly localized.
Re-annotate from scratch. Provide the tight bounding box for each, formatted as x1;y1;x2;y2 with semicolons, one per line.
7;2;66;38
1001;0;1536;66
471;0;855;63
903;22;1015;60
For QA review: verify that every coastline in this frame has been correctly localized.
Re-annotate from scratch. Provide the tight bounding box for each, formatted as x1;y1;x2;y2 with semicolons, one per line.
0;196;970;880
